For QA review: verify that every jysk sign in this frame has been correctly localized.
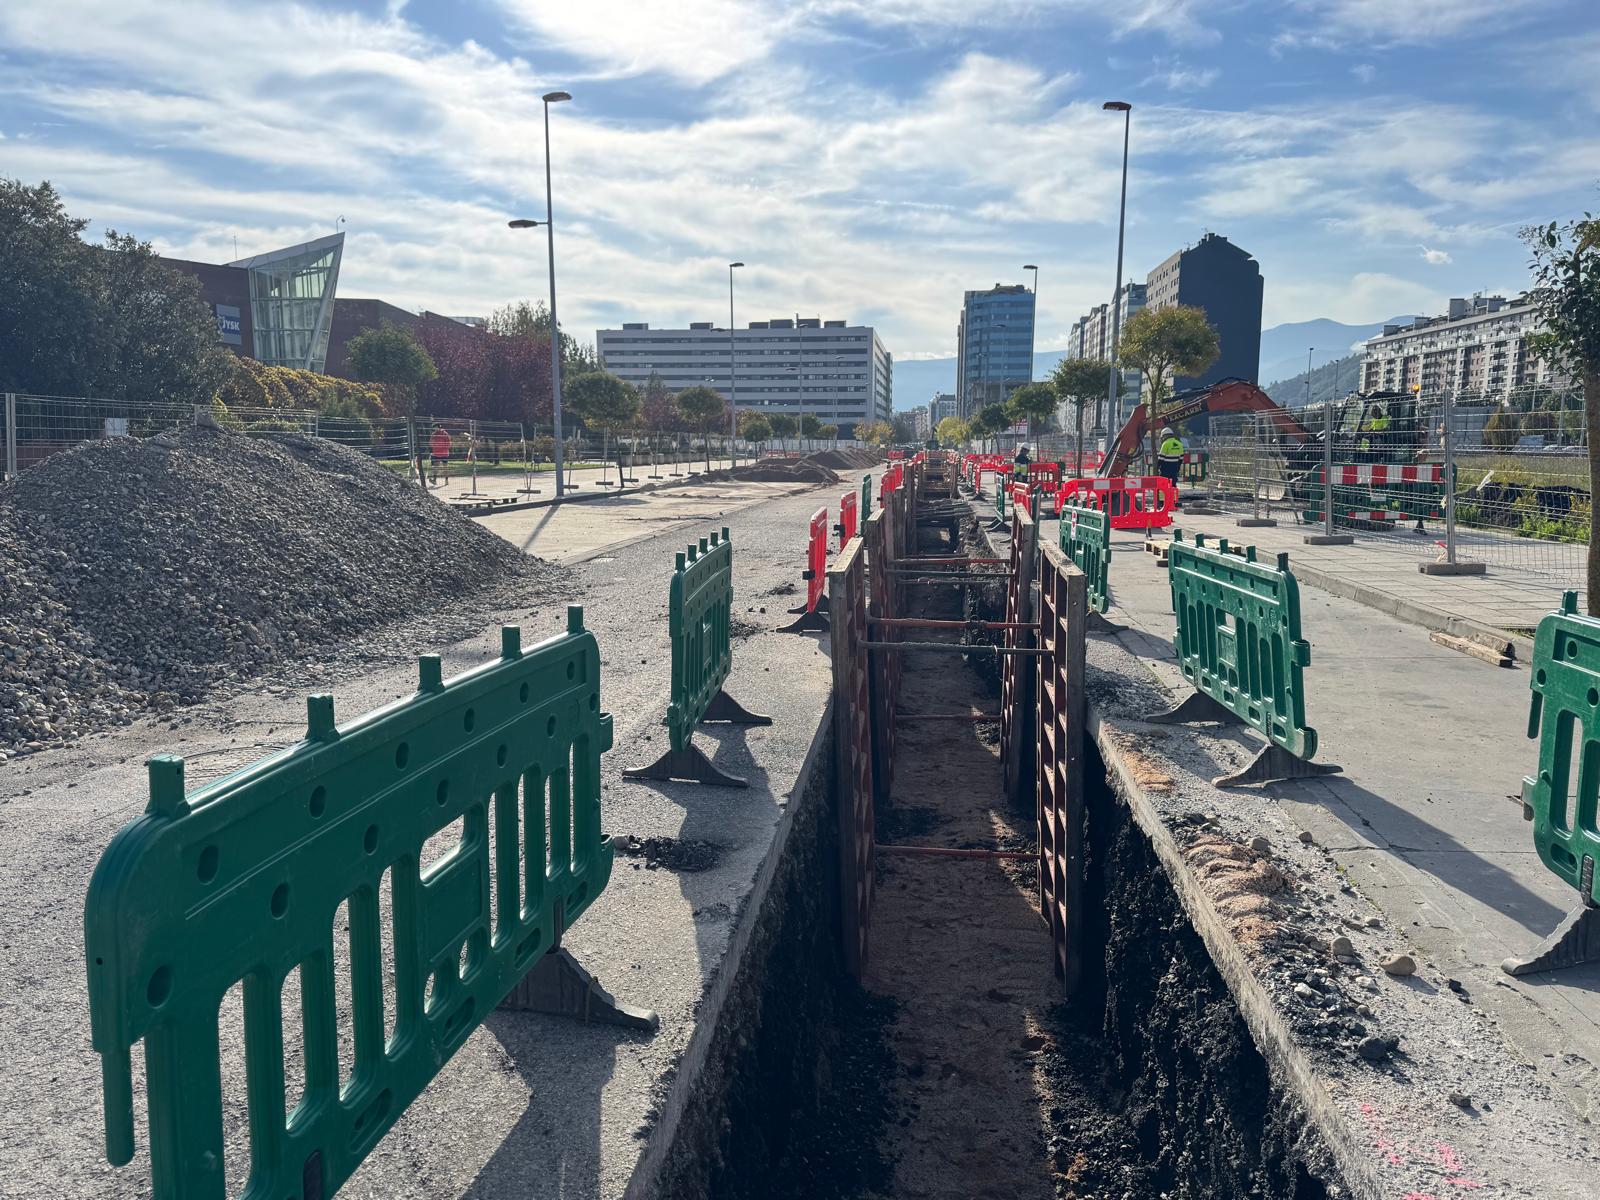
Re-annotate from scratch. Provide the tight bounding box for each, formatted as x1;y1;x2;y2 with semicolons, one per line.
214;304;242;346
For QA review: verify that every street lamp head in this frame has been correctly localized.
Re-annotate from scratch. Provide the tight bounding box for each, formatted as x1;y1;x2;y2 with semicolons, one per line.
543;90;572;103
508;218;543;229
730;261;744;269
1103;100;1132;112
1023;263;1038;271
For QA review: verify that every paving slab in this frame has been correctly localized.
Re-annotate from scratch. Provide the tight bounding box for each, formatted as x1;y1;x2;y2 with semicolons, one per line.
0;476;858;1199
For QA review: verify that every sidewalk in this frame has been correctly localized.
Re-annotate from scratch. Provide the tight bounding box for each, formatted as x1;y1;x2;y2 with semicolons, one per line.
1098;520;1600;1122
1163;502;1579;636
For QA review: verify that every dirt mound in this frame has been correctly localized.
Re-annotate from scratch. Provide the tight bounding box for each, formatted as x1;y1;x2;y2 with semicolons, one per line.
0;427;565;755
807;448;879;470
696;458;842;484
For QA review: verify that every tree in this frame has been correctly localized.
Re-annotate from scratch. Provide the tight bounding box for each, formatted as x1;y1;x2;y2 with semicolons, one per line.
1049;357;1114;470
971;403;1011;452
891;411;919;444
1524;212;1600;608
800;412;823;449
768;411;798;447
488;299;598;375
566;370;642;486
858;420;894;447
738;411;772;451
1118;304;1220;461
0;178;232;405
1005;382;1057;437
675;385;726;471
346;322;437;415
935;415;969;448
819;423;838;447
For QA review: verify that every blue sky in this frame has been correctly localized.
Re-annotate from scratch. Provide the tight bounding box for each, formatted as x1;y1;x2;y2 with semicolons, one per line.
2;0;1597;368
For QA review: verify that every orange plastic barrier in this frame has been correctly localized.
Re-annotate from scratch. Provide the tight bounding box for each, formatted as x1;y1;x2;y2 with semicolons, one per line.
780;507;831;633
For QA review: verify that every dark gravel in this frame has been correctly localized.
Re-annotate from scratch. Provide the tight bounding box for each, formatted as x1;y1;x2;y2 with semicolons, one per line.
0;427;566;755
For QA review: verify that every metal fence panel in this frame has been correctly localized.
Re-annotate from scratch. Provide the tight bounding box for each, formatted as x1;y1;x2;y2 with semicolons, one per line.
85;609;613;1199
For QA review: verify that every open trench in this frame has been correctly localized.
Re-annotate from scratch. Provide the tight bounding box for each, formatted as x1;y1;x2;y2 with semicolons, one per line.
650;513;1346;1200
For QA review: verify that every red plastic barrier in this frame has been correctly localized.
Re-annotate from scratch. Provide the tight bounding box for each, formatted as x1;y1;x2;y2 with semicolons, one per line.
1055;475;1177;529
837;490;859;545
802;508;828;612
1008;480;1038;516
1028;462;1061;489
879;463;904;501
886;450;905;461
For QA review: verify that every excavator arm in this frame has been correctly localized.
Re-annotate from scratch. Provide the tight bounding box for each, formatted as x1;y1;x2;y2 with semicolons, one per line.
1099;379;1318;477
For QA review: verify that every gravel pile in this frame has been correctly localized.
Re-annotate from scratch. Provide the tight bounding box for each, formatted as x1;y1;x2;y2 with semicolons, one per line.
0;428;564;756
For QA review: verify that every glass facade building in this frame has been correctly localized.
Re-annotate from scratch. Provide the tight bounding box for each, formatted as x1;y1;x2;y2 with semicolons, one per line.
227;233;344;373
955;284;1035;416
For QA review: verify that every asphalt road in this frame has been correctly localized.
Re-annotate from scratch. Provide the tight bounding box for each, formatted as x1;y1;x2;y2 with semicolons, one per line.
0;472;856;1200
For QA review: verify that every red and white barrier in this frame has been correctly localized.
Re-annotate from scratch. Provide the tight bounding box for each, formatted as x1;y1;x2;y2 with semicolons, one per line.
837;490;859;545
1055;475;1178;530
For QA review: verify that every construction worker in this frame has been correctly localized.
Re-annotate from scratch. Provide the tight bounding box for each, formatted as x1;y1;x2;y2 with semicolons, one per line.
1012;443;1032;480
1157;426;1185;486
428;424;452;486
1358;404;1390;461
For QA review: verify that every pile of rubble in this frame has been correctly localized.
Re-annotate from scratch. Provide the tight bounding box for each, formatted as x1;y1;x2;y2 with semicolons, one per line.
0;428;564;755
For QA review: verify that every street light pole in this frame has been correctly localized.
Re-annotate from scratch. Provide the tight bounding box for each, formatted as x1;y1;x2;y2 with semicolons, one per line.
1103;101;1132;456
729;262;743;467
1023;262;1039;376
509;91;573;497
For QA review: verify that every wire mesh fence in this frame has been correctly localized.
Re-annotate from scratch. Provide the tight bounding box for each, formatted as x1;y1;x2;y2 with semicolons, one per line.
1189;391;1589;593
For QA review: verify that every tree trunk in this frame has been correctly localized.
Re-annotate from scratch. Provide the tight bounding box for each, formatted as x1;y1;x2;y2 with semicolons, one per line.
1587;365;1599;615
704;423;712;473
1075;404;1084;473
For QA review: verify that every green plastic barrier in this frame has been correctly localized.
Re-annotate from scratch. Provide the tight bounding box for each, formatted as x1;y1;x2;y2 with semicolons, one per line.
1503;590;1600;975
1059;502;1111;614
625;527;770;786
1156;532;1339;786
1521;590;1600;903
85;608;618;1200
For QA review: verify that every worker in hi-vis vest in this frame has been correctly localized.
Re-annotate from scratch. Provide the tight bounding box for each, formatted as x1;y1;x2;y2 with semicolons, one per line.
1157;426;1184;485
1358;405;1390;459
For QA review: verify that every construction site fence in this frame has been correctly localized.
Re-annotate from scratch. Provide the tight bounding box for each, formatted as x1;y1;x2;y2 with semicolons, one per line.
1195;393;1589;596
0;393;780;486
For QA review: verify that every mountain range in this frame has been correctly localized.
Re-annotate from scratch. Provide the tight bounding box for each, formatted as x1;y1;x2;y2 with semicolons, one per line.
891;315;1413;410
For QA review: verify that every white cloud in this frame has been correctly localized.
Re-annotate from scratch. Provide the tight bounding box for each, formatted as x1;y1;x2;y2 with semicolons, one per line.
1420;245;1453;265
1350;63;1375;84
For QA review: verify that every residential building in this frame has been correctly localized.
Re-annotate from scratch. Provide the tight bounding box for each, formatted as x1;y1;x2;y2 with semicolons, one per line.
956;284;1035;416
930;392;958;432
595;318;892;440
1359;294;1570;401
1143;232;1263;395
908;406;931;441
1062;283;1145;427
161;233;345;373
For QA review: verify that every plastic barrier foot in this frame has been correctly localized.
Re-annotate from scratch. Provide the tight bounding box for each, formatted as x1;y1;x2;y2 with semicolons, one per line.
1214;744;1343;789
786;593;831;615
1087;611;1126;634
1145;689;1248;727
701;688;773;726
501;946;660;1032
778;607;831;634
1503;882;1600;977
623;741;750;787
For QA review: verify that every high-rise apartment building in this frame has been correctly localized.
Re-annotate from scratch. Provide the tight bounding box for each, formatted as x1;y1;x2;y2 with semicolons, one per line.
595;318;892;440
956;284;1035;416
1143;233;1263;394
1359;295;1570;401
1063;283;1145;427
929;392;958;432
